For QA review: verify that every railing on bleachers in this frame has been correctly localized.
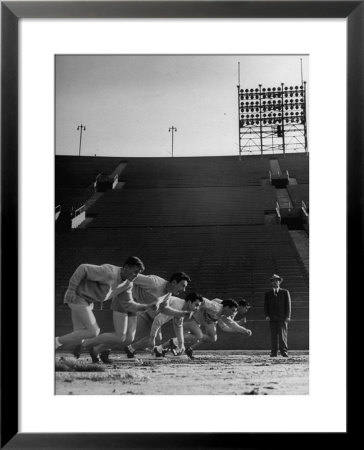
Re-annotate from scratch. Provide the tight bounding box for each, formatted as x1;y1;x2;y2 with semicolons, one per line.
70;205;86;229
112;174;119;189
55;205;62;220
94;173;101;191
275;201;281;223
301;200;309;215
301;201;309;227
70;205;85;219
94;173;118;192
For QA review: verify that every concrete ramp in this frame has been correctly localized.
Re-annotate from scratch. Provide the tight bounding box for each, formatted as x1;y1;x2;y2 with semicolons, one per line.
276;189;292;209
269;159;282;176
110;162;128;178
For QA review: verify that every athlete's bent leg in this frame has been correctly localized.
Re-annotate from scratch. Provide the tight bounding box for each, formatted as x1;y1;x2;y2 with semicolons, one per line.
190;323;217;350
91;312;129;354
58;303;100;347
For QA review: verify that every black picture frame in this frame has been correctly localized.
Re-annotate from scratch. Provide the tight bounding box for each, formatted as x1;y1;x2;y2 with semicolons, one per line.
1;1;358;448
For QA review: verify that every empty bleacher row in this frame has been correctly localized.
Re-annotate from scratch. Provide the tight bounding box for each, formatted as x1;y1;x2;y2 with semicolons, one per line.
120;155;271;188
86;186;277;227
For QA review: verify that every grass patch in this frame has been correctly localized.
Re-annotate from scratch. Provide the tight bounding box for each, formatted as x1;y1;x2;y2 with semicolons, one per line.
82;372;140;382
55;357;105;372
82;371;151;383
56;365;152;383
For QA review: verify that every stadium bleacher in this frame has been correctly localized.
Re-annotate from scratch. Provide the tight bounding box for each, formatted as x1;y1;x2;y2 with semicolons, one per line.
55;153;309;349
120;155;271;188
86;186;277;227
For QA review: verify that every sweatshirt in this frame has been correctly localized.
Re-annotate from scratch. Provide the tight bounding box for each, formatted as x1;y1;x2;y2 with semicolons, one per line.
64;263;131;305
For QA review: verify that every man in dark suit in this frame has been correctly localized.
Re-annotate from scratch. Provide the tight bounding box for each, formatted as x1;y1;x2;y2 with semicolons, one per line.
264;274;291;357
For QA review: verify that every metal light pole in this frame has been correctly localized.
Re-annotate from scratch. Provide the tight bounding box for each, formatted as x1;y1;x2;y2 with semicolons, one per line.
169;126;177;157
77;124;86;156
258;84;264;157
280;83;286;157
237;62;241;161
303;81;308;154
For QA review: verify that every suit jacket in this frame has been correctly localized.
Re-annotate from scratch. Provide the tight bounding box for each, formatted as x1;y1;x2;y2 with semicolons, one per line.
264;288;291;321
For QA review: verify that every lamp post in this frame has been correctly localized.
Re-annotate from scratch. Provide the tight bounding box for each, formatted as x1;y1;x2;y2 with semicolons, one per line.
168;126;177;157
77;124;86;156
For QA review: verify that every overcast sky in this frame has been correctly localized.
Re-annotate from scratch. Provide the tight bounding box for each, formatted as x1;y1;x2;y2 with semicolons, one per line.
56;54;308;158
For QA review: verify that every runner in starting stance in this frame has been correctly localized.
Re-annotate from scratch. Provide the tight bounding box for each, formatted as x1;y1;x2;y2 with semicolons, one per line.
55;256;146;354
149;292;204;357
164;296;252;359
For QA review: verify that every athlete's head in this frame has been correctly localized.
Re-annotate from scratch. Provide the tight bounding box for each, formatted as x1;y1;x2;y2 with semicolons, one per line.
168;272;191;295
221;298;239;317
237;299;251;314
185;292;203;312
122;256;145;281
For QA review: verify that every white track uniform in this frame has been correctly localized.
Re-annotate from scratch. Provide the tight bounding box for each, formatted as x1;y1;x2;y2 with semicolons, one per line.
191;298;250;335
150;296;186;346
133;274;172;319
191;298;224;325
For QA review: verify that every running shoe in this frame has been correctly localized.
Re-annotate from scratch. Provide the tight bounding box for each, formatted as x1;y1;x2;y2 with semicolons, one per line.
185;347;195;360
125;347;136;359
168;338;178;356
73;344;82;359
153;346;166;358
99;350;112;364
89;347;100;364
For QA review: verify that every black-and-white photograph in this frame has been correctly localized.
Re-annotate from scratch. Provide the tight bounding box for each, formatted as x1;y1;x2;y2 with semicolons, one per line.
55;54;309;395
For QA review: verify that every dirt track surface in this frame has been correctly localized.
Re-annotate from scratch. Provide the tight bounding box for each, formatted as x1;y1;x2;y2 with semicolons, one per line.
55;350;309;395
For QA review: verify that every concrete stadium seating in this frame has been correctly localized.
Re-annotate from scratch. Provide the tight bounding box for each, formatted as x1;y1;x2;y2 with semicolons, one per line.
86;186;277;227
120;155;271;188
55;153;309;349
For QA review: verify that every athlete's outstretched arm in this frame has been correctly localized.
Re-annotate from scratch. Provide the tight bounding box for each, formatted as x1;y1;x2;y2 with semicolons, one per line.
218;316;252;335
159;302;189;318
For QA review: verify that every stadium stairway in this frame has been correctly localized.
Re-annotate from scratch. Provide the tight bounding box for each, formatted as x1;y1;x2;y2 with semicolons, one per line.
276;188;292;209
289;230;309;273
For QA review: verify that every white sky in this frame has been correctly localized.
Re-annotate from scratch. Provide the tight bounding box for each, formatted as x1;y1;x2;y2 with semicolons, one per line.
56;54;308;157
